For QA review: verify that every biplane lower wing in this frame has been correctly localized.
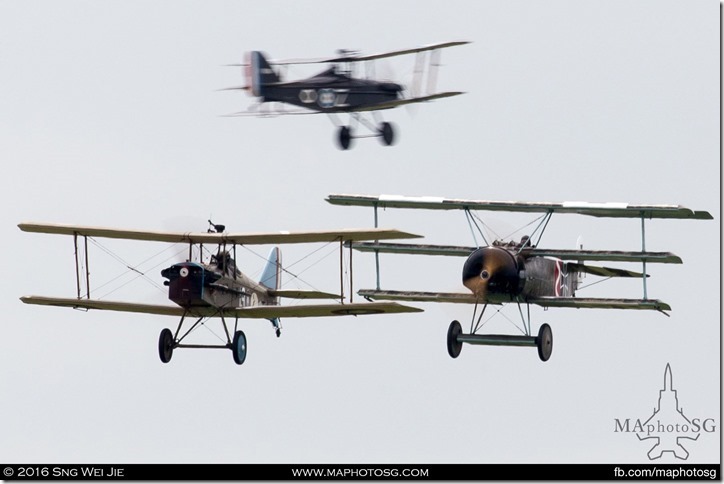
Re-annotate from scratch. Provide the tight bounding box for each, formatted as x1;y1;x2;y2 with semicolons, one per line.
20;296;422;318
268;289;341;300
350;242;683;264
224;92;466;117
358;290;670;311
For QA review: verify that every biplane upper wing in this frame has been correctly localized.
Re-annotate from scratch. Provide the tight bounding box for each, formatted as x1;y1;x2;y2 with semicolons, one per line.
358;290;671;311
327;194;713;220
225;41;471;67
18;223;421;245
20;296;423;318
350;242;683;264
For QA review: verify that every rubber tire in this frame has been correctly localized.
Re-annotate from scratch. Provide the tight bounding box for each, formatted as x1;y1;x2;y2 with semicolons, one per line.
379;122;395;146
536;323;553;362
338;126;352;150
158;328;174;364
447;320;463;359
232;330;247;365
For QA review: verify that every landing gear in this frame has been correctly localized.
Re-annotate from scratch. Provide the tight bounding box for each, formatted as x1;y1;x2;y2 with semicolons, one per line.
536;323;553;362
158;328;174;363
231;330;247;365
338;126;352;150
447;320;463;358
447;302;554;362
379;122;395;146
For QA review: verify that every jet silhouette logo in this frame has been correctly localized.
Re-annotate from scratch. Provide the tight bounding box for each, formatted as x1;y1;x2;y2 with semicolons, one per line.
614;364;716;460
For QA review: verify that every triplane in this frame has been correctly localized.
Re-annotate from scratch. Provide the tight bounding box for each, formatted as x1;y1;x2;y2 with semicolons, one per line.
18;221;423;365
224;41;470;149
326;194;712;362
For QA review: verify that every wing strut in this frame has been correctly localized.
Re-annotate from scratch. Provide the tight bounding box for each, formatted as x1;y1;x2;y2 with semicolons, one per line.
641;214;648;300
73;232;91;300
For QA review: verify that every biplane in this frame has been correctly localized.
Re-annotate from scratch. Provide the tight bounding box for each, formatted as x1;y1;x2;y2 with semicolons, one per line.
326;194;712;362
18;221;423;365
223;41;470;149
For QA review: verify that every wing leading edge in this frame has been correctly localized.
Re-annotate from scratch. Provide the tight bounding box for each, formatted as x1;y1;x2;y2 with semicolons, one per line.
327;194;712;220
350;242;683;264
20;296;423;318
358;290;671;312
18;223;421;245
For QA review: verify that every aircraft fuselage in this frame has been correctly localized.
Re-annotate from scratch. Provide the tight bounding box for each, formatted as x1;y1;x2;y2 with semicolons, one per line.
260;69;402;112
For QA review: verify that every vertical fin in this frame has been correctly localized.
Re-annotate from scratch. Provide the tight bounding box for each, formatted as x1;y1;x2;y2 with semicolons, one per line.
249;51;280;97
259;247;281;290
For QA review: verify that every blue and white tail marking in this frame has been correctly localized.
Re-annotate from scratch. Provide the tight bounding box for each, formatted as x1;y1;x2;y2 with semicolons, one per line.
259;247;281;290
259;247;282;337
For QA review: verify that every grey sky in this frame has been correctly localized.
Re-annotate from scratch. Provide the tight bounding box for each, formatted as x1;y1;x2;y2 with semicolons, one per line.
0;0;719;465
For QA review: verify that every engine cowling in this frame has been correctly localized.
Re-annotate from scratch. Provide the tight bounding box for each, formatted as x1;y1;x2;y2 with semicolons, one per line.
462;247;523;300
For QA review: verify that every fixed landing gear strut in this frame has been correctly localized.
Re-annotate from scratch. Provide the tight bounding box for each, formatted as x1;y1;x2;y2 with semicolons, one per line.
157;311;249;365
446;320;553;362
335;121;396;150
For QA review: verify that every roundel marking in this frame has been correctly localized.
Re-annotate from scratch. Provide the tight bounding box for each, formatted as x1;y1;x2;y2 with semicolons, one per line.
317;89;336;108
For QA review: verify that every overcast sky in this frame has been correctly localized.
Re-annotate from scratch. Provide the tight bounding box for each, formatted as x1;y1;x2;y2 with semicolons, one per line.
1;0;719;467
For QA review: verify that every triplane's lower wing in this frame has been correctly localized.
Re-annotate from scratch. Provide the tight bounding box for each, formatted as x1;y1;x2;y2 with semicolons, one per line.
358;290;671;312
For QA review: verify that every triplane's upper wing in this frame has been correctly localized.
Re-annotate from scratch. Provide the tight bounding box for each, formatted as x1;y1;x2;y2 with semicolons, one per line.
327;194;713;220
21;296;422;318
18;223;421;245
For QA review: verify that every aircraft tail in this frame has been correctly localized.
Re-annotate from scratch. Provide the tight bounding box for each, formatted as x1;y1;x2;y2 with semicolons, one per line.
259;247;282;291
247;51;280;97
259;247;283;337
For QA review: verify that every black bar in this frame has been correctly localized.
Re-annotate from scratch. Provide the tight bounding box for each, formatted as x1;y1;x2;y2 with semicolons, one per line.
0;464;720;480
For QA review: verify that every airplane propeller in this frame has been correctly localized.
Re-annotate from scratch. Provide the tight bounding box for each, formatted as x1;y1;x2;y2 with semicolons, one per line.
462;247;520;301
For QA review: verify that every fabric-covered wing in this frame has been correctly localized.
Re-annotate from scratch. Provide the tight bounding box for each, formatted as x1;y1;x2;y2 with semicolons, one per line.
351;242;683;264
327;194;712;220
18;223;421;245
20;296;422;318
359;289;498;305
268;289;341;300
528;297;671;312
357;290;671;312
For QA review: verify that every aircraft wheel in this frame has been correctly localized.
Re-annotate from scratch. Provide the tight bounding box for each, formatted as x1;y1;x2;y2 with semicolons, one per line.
536;323;553;362
338;126;352;150
379;122;395;146
232;330;247;365
447;320;463;359
158;328;174;364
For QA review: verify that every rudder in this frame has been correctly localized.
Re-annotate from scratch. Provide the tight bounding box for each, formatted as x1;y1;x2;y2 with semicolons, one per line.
248;51;280;97
259;247;281;290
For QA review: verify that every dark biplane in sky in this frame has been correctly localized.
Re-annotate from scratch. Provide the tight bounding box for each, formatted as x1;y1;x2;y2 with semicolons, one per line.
225;41;470;149
18;221;422;365
327;194;712;362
